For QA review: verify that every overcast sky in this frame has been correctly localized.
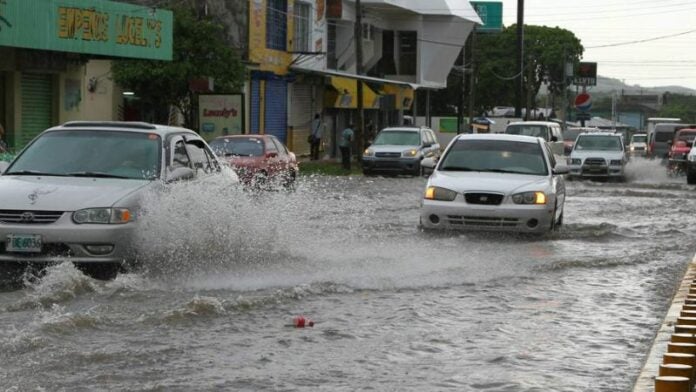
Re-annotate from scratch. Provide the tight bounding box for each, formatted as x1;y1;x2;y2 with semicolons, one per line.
499;0;696;91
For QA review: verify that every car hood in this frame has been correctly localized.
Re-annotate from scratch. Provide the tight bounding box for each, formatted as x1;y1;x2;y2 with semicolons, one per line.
429;171;550;194
0;176;152;211
571;150;625;160
631;142;647;147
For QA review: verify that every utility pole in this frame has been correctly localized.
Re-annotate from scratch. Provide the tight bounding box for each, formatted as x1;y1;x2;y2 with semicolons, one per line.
467;26;477;130
457;48;465;133
354;0;365;159
514;0;524;118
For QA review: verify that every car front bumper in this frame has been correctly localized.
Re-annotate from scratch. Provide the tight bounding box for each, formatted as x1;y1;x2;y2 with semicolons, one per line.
419;199;555;233
568;163;624;178
0;213;136;265
362;156;420;173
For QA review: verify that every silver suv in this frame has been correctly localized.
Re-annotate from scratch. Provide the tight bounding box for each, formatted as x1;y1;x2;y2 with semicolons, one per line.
0;121;238;280
362;126;440;176
567;132;626;181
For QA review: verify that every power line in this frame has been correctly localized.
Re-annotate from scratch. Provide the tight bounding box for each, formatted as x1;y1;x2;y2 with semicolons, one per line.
586;29;696;49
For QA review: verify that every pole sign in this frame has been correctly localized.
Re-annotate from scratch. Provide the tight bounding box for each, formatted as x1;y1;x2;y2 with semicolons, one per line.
575;92;592;112
470;2;503;32
573;62;597;86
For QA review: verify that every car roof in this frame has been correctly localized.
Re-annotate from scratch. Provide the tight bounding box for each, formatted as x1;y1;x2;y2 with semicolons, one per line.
48;121;198;138
380;127;426;132
454;133;542;144
212;134;268;140
577;131;620;137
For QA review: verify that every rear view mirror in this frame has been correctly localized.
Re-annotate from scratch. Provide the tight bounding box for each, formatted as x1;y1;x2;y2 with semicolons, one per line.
421;157;436;169
551;136;558;142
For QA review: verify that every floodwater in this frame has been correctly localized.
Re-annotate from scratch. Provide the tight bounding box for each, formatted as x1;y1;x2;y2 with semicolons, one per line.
1;157;695;391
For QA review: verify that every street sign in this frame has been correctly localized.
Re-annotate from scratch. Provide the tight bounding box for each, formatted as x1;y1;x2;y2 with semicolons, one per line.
575;92;592;111
470;2;503;33
573;62;597;86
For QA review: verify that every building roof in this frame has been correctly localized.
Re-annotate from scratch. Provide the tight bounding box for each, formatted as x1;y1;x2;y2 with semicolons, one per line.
364;0;483;24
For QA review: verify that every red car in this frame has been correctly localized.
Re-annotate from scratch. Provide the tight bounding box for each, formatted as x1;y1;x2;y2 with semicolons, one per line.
209;135;298;187
667;128;696;175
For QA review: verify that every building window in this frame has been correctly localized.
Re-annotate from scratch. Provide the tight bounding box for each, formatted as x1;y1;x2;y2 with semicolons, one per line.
327;23;337;69
266;0;287;50
398;31;417;75
293;2;311;52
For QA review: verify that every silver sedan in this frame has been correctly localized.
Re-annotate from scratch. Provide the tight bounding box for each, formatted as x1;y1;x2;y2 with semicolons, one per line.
419;134;568;233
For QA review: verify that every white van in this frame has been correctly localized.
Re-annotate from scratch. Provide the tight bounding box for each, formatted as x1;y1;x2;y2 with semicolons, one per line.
504;121;564;156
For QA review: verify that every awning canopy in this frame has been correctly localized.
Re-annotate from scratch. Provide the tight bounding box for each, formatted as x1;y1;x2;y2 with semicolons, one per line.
290;65;421;90
327;77;380;109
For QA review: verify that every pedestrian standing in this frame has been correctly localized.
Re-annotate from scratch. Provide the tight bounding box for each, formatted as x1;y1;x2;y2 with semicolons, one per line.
0;122;7;153
340;123;354;171
310;113;322;161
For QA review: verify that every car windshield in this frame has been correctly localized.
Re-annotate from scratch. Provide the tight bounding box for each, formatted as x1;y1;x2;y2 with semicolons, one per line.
210;138;264;157
6;130;162;179
505;124;548;140
655;131;675;142
564;128;582;141
676;132;696;145
372;131;420;146
631;135;647;143
574;135;623;151
439;139;548;176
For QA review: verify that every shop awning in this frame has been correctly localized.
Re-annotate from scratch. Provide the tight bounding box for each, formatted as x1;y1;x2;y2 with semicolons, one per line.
328;76;381;109
381;84;414;110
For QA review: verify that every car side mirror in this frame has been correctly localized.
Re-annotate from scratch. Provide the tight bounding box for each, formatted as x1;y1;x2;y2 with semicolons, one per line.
422;142;432;148
0;161;9;174
166;167;195;182
551;136;558;142
553;164;570;175
421;157;436;169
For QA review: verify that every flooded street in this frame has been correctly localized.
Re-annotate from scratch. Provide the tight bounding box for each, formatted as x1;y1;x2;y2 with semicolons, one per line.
2;158;696;391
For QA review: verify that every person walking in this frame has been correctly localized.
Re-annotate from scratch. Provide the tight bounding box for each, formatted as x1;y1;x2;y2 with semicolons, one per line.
340;123;354;171
310;113;322;161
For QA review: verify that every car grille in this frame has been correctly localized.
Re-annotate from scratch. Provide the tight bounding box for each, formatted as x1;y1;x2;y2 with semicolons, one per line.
464;193;503;205
0;242;73;257
633;146;645;151
446;215;519;227
583;158;606;165
375;152;401;158
0;210;64;224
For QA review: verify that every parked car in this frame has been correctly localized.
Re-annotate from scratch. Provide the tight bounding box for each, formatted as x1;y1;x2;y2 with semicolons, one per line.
209;134;298;188
648;123;686;159
0;121;238;280
667;128;696;175
567;132;627;181
418;134;567;233
563;126;600;155
628;133;648;156
504;121;564;156
362;126;440;176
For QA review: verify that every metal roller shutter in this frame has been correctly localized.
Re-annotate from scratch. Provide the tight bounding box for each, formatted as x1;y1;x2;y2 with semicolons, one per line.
20;73;53;148
264;78;287;142
290;83;312;127
250;78;261;134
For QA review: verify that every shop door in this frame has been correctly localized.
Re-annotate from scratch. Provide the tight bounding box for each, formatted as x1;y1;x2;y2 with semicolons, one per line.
20;73;54;148
264;79;287;142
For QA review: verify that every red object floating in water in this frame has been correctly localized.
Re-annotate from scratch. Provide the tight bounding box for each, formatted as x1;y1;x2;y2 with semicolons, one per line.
293;316;314;328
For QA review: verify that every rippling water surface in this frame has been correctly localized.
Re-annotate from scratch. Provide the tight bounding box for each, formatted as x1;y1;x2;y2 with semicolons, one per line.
1;158;695;391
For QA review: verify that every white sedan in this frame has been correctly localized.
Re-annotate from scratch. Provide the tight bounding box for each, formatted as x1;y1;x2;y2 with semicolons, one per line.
419;134;568;233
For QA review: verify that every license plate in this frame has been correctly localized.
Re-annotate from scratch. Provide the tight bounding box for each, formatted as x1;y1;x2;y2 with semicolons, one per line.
6;234;42;253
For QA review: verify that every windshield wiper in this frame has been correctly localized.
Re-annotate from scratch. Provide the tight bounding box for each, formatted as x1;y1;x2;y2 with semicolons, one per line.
4;170;67;176
440;166;475;171
66;171;132;179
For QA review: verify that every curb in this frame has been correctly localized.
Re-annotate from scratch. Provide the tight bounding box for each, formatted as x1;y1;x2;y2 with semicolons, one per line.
633;255;696;391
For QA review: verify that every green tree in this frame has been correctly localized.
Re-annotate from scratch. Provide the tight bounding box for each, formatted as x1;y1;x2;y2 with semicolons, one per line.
475;24;583;114
112;2;245;129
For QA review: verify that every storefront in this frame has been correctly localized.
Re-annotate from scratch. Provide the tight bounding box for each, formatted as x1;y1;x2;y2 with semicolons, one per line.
0;0;173;150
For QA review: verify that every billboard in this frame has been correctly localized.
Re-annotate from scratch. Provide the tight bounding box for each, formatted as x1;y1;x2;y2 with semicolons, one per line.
198;94;244;141
470;2;503;33
574;62;597;86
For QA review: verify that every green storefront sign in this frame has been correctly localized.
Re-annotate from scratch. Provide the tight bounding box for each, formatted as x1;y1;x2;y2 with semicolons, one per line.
0;0;172;60
470;1;503;33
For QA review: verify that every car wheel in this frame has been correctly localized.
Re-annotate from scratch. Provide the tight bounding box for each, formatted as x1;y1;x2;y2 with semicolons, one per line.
687;169;696;185
283;170;296;188
76;263;122;280
549;203;558;231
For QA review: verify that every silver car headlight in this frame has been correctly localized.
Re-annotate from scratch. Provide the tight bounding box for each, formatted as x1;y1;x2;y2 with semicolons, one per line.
424;186;457;201
512;191;547;205
363;148;374;157
609;160;622;166
402;149;418;157
73;208;133;224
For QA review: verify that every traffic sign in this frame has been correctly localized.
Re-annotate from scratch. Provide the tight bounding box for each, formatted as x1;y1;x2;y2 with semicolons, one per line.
575;92;592;111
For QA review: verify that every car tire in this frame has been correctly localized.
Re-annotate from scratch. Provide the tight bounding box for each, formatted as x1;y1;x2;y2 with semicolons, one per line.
76;262;122;280
687;169;696;185
283;170;296;188
549;203;558;231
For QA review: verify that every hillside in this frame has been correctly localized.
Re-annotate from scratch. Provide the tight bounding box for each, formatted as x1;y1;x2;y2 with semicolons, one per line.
588;76;696;96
